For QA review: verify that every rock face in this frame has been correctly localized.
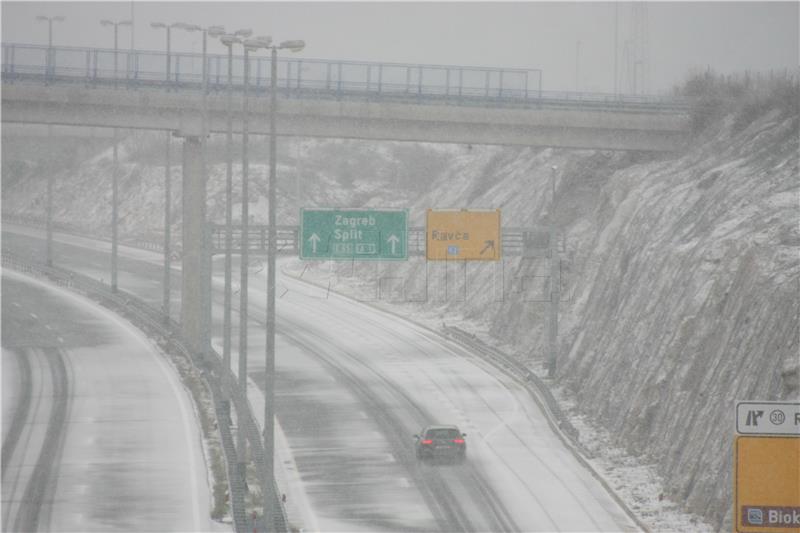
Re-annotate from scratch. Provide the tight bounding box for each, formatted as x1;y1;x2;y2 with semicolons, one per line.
556;110;799;530
3;102;797;530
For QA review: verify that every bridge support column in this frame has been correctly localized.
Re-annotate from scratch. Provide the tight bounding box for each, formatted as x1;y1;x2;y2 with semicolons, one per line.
179;135;212;355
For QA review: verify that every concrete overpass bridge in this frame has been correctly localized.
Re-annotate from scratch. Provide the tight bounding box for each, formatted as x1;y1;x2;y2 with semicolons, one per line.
2;42;690;151
1;41;691;354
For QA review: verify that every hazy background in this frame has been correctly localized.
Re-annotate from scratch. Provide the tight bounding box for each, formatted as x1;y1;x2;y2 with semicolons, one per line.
2;1;798;94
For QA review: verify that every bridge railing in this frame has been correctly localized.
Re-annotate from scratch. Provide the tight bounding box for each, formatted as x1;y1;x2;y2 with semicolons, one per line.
2;42;689;112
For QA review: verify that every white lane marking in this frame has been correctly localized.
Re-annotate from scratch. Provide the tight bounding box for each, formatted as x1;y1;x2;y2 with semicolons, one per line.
29;313;39;320
44;325;52;331
57;337;65;344
12;302;21;308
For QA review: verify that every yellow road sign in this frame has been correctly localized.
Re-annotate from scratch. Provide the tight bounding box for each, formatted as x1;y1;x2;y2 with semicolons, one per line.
426;209;501;261
735;436;800;533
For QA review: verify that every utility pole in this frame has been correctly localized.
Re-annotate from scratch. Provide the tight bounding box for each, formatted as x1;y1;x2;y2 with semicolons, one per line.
614;2;619;98
264;38;305;532
238;41;252;492
548;165;559;378
163;131;171;321
36;14;64;266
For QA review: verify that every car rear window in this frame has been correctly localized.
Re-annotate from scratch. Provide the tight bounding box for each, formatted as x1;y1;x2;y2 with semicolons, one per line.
426;428;461;439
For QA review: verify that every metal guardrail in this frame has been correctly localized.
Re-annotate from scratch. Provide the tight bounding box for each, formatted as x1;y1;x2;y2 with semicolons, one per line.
441;325;651;533
1;42;689;114
0;250;288;533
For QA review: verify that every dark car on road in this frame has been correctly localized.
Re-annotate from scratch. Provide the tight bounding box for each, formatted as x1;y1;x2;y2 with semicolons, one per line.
414;425;467;463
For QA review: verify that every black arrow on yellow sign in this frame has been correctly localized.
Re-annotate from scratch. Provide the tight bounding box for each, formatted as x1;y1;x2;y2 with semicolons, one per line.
480;240;495;255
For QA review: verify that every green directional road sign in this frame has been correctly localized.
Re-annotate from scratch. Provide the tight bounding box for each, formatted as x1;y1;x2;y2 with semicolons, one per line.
300;208;408;261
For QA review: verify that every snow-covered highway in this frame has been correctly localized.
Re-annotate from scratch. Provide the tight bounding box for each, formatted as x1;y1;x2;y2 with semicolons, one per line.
3;225;639;532
1;268;222;532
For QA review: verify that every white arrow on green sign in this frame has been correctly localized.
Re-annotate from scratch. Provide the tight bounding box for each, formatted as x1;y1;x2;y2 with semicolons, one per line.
300;208;408;261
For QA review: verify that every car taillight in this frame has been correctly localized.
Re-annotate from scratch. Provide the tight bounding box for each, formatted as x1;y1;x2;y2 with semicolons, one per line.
453;439;465;444
421;439;433;445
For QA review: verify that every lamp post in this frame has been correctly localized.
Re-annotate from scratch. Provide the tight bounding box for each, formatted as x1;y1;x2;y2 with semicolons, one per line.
100;19;131;293
35;14;64;83
150;21;182;90
263;37;305;532
172;23;225;93
35;14;64;268
151;21;180;321
219;29;251;377
548;165;559;378
238;32;270;420
100;19;131;89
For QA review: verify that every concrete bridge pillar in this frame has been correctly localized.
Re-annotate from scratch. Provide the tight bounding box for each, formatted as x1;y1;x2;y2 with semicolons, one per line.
179;135;212;354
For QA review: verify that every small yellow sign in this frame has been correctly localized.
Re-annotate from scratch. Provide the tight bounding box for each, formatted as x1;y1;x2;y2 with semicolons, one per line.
735;436;800;533
426;209;501;261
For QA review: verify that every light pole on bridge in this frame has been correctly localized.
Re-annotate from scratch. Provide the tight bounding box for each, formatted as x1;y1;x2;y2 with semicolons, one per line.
35;14;64;268
100;18;131;293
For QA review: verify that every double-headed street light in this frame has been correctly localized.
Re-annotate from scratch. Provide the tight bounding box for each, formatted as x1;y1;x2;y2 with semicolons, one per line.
100;19;131;294
35;14;64;268
172;23;225;93
263;37;304;532
150;21;184;90
100;19;131;89
35;14;64;83
237;32;271;421
218;29;251;376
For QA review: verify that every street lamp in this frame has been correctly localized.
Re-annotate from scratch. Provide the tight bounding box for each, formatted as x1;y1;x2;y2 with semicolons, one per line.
150;21;181;321
218;29;250;376
150;21;185;90
100;19;131;294
100;19;131;89
35;14;64;268
35;15;64;83
238;32;271;411
173;23;225;93
263;36;305;532
548;165;559;378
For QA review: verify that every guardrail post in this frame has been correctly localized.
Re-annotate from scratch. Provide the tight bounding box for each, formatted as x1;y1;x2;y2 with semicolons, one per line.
296;60;302;89
524;71;529;102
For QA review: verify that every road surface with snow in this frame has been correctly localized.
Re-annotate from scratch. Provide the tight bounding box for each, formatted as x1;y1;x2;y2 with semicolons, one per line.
1;267;223;532
3;225;638;532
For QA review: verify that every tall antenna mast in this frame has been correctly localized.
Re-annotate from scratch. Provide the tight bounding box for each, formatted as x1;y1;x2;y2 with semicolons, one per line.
629;2;650;94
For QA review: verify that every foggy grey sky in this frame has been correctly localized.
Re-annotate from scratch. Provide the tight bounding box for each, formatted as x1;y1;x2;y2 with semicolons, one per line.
2;1;798;94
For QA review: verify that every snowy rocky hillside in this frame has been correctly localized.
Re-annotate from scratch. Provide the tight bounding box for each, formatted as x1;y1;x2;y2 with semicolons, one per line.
2;85;798;531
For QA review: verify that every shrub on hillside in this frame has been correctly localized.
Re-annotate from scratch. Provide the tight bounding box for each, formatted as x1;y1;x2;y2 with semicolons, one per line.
677;68;799;133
